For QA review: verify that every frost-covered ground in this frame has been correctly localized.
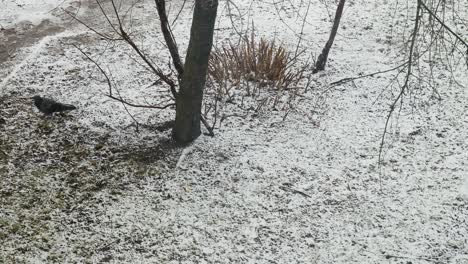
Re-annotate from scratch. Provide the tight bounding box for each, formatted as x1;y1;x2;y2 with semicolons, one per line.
1;0;468;263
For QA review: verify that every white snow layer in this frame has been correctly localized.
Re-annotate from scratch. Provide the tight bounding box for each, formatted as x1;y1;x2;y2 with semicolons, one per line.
1;0;467;263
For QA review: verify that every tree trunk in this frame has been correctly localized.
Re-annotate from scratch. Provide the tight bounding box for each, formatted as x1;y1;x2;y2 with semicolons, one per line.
172;0;218;143
313;0;346;73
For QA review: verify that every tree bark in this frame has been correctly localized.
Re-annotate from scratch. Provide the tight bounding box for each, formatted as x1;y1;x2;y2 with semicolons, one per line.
313;0;346;73
172;0;218;143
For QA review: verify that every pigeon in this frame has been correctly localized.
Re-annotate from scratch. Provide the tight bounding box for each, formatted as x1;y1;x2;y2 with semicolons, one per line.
33;95;76;115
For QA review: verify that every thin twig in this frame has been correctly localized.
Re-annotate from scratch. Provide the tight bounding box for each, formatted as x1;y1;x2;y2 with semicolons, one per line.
171;0;188;27
330;62;409;86
200;116;215;137
155;0;185;78
378;0;422;177
71;43;175;110
62;8;120;41
106;95;175;109
419;0;468;49
279;185;311;198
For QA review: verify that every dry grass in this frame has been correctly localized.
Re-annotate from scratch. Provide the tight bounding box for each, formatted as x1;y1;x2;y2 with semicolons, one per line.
208;33;305;95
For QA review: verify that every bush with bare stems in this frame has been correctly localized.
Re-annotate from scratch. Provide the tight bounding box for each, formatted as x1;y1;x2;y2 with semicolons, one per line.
208;32;306;97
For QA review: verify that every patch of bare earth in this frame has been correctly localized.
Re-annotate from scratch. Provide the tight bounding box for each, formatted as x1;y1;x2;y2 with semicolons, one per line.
0;93;181;262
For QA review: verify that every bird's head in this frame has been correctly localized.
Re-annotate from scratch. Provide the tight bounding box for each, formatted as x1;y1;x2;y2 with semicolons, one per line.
32;95;42;103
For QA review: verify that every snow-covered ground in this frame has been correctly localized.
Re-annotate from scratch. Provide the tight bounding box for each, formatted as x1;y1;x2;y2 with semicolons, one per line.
1;0;467;263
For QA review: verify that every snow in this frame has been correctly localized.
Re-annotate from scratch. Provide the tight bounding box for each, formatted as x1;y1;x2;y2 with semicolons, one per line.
0;0;74;28
1;0;467;263
463;176;468;198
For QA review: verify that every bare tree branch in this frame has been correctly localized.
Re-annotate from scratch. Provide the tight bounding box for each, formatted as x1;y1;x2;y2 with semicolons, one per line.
330;62;409;86
379;0;422;169
71;43;175;110
419;0;468;49
155;0;185;78
62;7;121;41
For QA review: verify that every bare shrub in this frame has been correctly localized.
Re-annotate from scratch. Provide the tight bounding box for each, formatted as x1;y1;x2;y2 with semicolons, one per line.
208;32;305;95
204;33;313;129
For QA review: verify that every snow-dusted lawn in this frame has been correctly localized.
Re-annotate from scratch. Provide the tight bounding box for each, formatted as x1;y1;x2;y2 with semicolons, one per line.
1;0;467;263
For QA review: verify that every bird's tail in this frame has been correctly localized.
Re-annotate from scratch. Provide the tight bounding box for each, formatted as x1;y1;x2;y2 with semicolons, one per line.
59;104;77;111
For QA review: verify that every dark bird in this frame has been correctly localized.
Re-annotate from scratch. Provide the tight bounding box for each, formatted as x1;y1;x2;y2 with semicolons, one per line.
33;95;76;115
